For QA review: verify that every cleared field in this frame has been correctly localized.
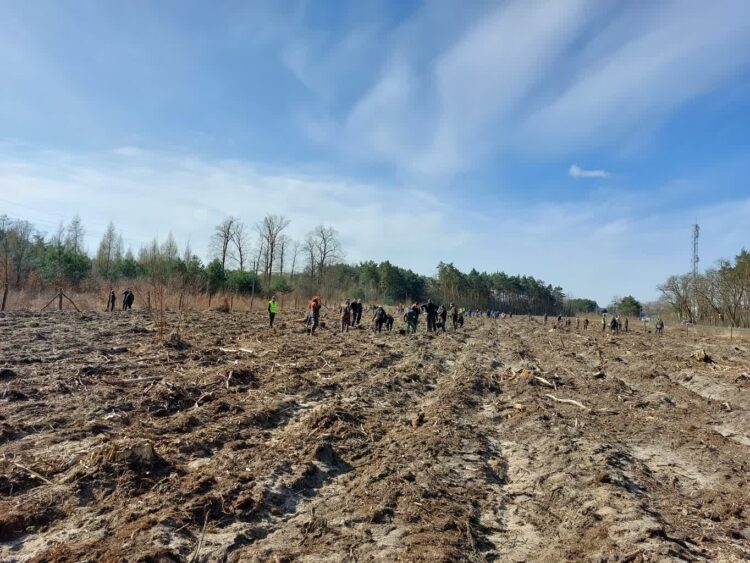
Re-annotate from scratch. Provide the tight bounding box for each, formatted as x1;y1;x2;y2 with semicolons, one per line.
1;310;749;562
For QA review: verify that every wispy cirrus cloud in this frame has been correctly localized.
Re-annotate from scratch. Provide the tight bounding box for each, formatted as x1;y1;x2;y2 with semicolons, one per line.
285;0;750;177
569;164;610;179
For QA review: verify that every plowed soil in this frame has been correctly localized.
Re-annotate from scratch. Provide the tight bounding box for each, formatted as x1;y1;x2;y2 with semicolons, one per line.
1;310;749;562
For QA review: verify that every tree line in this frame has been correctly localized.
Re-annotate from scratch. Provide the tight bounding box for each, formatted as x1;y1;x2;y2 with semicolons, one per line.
658;249;750;327
0;212;599;314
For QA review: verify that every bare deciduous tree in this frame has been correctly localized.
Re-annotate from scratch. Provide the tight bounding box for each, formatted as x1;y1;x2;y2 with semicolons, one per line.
659;261;750;327
290;240;301;279
277;234;290;277
658;274;693;322
255;215;290;282
210;217;237;272
0;215;12;310
249;241;265;310
230;220;250;272
304;236;317;282
306;225;342;285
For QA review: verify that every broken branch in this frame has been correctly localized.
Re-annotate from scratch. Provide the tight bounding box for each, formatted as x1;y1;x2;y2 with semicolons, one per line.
105;376;163;385
219;347;254;354
10;460;56;486
544;394;588;411
533;376;555;388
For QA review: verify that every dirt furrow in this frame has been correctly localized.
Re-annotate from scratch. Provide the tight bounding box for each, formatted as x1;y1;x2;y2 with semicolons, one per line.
2;311;749;561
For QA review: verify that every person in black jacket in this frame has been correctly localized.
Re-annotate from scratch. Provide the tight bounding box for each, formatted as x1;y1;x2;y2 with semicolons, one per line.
449;303;459;330
372;305;387;333
308;296;322;335
421;300;438;332
125;289;135;310
404;304;420;334
340;300;353;332
122;288;135;310
438;305;448;332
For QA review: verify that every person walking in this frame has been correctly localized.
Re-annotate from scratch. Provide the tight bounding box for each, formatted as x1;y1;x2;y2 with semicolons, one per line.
107;290;116;312
308;296;322;335
340;300;353;332
268;295;279;328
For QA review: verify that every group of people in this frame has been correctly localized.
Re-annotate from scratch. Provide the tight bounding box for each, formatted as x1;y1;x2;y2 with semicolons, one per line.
545;313;665;335
339;299;364;331
602;314;629;333
403;300;465;333
602;314;664;334
106;288;134;311
541;313;665;335
111;289;669;339
543;313;592;329
291;297;469;336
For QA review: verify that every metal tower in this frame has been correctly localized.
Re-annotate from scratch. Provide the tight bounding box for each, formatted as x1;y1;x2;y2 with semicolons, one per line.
692;224;700;281
692;224;700;320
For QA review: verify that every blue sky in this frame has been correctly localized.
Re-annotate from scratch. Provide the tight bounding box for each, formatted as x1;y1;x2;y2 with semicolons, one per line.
1;0;750;305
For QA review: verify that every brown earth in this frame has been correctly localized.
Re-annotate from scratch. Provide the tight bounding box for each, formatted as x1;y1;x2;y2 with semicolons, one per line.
1;310;749;562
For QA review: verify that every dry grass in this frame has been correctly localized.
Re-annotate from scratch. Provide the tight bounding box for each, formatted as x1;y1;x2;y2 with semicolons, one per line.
2;311;749;561
3;287;340;313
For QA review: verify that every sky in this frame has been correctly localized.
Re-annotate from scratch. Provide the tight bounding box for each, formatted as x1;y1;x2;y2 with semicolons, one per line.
1;0;750;305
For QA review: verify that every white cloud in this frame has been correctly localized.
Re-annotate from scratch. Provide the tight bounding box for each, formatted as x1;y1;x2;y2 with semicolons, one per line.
521;1;750;154
112;146;145;157
415;0;594;174
2;147;750;306
0;148;465;272
293;0;750;176
569;164;610;179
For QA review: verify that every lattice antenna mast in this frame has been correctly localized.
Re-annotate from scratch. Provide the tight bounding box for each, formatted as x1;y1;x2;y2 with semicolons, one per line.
692;223;700;320
692;224;700;281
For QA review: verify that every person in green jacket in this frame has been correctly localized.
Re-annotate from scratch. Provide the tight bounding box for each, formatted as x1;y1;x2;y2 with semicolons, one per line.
268;295;279;328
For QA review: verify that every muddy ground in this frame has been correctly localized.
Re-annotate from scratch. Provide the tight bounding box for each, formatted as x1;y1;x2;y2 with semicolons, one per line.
1;309;749;562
